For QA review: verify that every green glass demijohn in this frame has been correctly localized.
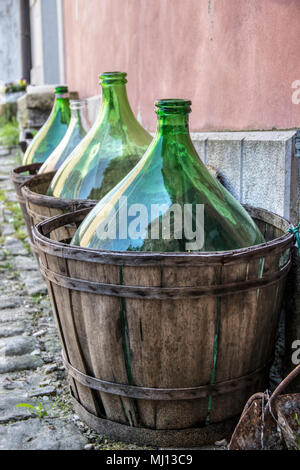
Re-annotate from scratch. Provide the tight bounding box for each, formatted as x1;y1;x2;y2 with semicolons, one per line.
22;85;71;165
47;72;152;200
71;99;265;252
38;99;89;174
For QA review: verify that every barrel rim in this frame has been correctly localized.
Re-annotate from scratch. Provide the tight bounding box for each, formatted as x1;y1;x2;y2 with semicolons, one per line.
32;205;295;266
11;163;42;184
21;170;98;209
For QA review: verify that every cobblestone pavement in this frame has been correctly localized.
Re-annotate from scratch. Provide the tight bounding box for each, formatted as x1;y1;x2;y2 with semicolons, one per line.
0;147;152;451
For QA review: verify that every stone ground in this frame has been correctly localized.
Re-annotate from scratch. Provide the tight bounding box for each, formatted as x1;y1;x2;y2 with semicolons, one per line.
0;147;223;451
0;146;157;451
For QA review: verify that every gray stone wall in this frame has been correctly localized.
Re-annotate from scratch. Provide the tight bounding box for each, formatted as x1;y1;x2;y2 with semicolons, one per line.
192;130;298;224
17;86;55;130
0;0;22;83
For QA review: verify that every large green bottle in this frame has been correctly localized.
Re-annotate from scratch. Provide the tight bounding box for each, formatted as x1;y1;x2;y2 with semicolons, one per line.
71;99;265;251
22;85;71;165
38;99;89;174
47;72;152;200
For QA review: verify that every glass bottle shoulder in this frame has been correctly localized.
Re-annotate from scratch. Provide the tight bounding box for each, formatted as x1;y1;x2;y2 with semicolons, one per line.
48;110;151;200
22;103;70;165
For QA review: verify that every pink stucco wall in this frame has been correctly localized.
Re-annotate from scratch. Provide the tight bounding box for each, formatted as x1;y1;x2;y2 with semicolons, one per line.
63;0;300;132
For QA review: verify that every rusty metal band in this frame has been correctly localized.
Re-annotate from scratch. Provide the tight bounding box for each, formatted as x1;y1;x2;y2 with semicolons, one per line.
21;170;55;187
25;205;49;223
11;174;31;185
22;175;97;211
62;353;270;401
25;207;90;230
15;194;25;204
29;238;37;251
28;240;39;256
70;392;237;447
23;193;96;213
39;259;290;300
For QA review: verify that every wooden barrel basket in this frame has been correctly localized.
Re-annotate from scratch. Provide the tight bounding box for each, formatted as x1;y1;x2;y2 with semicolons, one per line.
11;163;42;256
21;171;97;246
32;206;295;447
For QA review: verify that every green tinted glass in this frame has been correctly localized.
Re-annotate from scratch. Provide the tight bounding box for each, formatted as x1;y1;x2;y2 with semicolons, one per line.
72;99;265;252
47;72;151;200
22;86;71;165
38;99;89;174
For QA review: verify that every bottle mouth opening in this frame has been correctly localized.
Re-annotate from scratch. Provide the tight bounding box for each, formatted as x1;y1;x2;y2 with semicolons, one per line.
99;72;127;85
55;85;68;94
155;99;192;114
70;99;87;110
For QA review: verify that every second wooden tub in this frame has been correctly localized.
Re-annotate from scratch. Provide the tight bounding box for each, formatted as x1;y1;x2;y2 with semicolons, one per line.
21;171;96;244
11;163;42;256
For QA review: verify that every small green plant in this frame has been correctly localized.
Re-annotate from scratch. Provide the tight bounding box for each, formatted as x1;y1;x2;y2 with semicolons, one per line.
14;228;27;242
0;261;12;270
0;189;26;236
1;79;27;94
14;148;23;166
51;395;72;417
23;240;31;254
0;117;19;147
16;401;48;419
30;292;45;304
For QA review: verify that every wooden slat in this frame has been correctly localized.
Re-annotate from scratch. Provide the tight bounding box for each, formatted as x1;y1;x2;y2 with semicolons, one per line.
122;265;218;429
67;259;139;426
43;253;99;415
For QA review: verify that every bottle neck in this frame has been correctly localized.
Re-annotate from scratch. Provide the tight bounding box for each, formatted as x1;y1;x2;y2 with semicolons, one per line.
100;83;134;121
156;113;190;136
70;104;89;132
70;104;84;120
54;95;70;124
55;95;69;107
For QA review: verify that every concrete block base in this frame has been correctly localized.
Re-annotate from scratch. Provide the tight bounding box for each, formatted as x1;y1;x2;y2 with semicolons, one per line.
191;130;297;222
